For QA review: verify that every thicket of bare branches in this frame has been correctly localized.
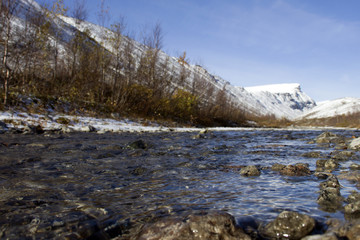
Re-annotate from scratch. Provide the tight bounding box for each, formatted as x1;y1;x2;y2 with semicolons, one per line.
0;0;246;127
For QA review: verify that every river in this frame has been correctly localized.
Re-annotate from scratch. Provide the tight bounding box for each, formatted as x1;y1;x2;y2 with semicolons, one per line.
0;129;359;239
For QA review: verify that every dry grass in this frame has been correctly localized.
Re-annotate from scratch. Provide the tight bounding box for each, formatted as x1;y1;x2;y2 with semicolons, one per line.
296;112;360;128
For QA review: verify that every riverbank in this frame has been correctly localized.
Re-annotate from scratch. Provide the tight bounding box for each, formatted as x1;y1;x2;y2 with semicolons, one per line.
0;109;359;135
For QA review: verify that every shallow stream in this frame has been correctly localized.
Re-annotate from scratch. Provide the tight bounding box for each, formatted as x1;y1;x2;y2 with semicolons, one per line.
0;129;359;239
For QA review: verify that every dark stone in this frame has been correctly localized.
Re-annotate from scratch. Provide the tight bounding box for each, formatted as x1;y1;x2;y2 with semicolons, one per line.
240;165;260;177
317;175;343;211
23;125;44;134
261;211;315;240
128;140;148;150
136;211;251;240
0;121;8;130
130;167;147;176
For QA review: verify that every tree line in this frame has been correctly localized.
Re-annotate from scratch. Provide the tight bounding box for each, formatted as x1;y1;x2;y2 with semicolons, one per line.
0;0;247;127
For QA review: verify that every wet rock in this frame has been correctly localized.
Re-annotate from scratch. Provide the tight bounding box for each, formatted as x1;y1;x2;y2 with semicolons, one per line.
192;129;212;139
317;176;343;211
0;121;7;130
324;159;339;170
23;125;44;134
280;164;311;176
338;171;360;183
130;167;147;176
349;137;360;150
240;165;261;177
316;160;327;168
331;150;354;161
314;172;333;179
347;191;360;204
345;201;360;219
128;140;148;150
315;132;344;144
261;211;315;240
302;151;322;158
81;125;97;132
137;211;251;240
325;219;360;239
271;163;286;171
346;222;360;240
301;232;338;240
350;164;360;170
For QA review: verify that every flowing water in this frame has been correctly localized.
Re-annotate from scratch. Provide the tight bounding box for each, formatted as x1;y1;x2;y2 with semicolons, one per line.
0;129;359;239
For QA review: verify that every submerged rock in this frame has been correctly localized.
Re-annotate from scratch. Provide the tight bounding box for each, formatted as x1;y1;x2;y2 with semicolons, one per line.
136;211;251;240
302;151;322;158
261;211;315;240
240;165;261;177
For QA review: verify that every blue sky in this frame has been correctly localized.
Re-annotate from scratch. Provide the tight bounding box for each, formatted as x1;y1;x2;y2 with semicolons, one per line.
59;0;360;102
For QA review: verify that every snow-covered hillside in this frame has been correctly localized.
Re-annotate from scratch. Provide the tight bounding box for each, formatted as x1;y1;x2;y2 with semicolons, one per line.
11;0;320;120
54;12;318;119
300;97;360;119
244;83;316;119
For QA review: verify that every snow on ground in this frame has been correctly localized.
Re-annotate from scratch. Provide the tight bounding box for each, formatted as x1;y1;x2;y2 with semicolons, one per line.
300;97;360;119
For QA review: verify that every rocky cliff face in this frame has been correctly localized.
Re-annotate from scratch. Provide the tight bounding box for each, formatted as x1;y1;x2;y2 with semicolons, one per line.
244;83;316;119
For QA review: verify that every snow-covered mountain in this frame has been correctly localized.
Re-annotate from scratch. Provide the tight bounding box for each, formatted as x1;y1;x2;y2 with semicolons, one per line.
300;97;360;119
244;83;316;119
9;0;323;120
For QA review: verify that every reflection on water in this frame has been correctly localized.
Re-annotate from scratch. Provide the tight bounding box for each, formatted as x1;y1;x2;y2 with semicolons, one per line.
0;129;359;238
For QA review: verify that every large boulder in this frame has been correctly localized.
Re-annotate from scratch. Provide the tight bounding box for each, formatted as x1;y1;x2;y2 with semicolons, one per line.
137;211;251;240
261;211;315;240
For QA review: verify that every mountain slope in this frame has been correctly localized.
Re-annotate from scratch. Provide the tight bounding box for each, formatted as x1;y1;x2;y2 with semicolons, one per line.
7;0;318;123
300;97;360;119
244;83;316;119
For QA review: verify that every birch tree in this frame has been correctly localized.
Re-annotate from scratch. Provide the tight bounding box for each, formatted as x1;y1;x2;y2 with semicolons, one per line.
0;0;19;105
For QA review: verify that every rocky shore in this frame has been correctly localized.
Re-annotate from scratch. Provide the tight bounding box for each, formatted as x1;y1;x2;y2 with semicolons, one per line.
0;124;360;239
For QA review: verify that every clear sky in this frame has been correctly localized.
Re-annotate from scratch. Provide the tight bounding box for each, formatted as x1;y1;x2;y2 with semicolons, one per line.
58;0;360;102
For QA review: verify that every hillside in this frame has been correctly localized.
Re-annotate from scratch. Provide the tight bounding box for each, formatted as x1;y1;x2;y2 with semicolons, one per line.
2;0;359;128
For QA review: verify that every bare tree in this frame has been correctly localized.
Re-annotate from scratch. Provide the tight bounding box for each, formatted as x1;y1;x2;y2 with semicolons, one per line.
71;0;87;24
0;0;19;105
